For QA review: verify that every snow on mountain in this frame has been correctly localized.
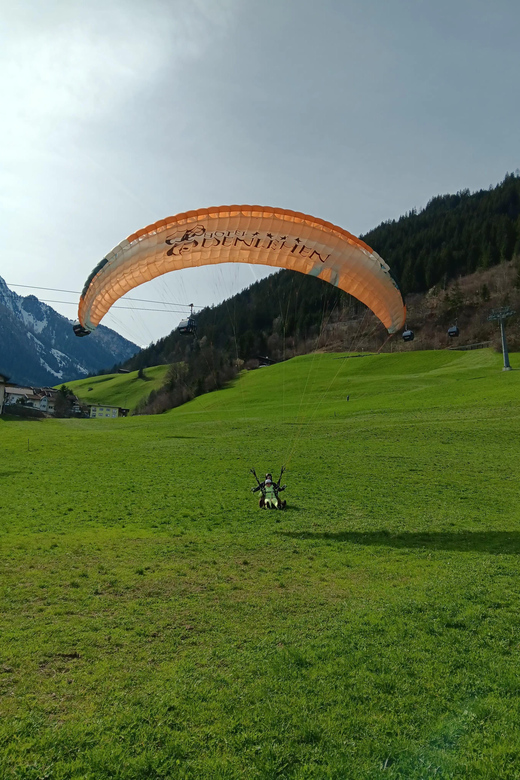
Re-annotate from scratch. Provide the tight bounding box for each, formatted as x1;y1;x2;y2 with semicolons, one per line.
0;277;140;385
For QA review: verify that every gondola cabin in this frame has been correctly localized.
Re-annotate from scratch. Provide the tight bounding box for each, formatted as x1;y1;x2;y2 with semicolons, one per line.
447;325;459;338
402;329;415;342
257;355;275;367
73;320;91;337
177;317;197;336
177;303;197;335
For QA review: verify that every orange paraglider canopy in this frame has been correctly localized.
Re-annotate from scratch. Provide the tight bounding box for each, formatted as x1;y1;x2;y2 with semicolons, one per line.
76;205;405;336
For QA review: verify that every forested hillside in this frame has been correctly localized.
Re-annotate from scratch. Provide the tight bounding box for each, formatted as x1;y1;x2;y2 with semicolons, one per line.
113;173;520;413
121;270;346;371
364;172;520;294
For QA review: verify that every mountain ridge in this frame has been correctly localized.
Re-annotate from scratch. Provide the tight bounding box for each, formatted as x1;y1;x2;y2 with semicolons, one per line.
0;277;139;386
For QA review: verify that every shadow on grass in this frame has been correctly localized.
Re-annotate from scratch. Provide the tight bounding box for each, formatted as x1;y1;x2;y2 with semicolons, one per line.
258;504;303;514
279;530;520;555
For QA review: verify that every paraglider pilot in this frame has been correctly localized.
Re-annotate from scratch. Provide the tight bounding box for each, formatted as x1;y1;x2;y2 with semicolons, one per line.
250;467;287;509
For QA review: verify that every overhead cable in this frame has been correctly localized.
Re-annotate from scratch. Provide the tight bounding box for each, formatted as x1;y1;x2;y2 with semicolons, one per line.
36;299;196;314
6;282;202;308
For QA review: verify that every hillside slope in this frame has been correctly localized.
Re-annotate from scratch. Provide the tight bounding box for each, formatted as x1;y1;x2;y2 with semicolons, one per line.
170;347;519;428
65;365;169;411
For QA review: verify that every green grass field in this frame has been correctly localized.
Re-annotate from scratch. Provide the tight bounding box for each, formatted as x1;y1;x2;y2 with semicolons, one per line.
64;365;170;411
3;348;520;779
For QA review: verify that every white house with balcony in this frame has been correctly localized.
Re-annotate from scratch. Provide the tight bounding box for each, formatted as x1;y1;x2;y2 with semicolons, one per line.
39;390;57;414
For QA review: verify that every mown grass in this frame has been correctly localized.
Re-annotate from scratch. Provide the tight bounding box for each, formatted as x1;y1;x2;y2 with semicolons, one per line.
2;348;520;779
64;365;170;411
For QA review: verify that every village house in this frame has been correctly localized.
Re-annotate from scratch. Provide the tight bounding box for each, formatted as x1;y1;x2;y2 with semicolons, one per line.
89;404;129;418
2;382;122;418
4;385;61;415
39;389;58;414
0;372;8;414
4;385;35;408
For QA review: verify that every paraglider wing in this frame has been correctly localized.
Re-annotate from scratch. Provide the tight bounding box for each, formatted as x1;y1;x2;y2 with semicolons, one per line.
77;206;406;335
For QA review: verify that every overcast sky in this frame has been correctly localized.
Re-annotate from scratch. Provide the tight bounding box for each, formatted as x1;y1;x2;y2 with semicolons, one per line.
1;0;519;346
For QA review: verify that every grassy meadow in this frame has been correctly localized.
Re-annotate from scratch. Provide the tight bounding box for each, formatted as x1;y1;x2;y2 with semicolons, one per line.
65;365;170;411
2;348;520;779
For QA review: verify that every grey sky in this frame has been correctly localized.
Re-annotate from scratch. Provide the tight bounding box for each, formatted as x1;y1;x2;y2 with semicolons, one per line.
1;0;519;346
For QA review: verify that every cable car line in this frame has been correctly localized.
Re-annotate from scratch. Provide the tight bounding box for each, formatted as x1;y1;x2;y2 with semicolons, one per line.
34;298;196;314
6;282;202;308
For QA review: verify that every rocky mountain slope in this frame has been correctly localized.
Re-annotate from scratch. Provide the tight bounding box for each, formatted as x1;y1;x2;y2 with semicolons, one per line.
0;277;139;385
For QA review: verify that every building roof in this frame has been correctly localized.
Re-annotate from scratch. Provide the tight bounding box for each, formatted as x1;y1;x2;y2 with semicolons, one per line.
5;385;34;395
